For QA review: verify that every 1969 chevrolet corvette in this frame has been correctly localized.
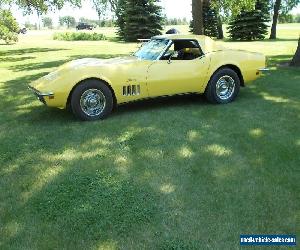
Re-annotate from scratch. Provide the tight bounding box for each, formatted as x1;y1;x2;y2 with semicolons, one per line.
29;34;267;121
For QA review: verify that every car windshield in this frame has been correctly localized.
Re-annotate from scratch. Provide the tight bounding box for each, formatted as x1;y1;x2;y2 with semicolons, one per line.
135;39;170;60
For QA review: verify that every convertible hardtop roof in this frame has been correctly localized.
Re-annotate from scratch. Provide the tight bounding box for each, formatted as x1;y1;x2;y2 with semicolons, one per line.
152;34;224;54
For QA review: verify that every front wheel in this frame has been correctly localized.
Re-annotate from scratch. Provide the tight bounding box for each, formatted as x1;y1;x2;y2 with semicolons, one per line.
70;79;114;121
205;68;240;104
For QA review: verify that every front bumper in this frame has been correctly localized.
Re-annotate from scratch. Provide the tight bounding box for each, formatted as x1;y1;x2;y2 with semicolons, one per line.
28;86;54;105
258;68;270;72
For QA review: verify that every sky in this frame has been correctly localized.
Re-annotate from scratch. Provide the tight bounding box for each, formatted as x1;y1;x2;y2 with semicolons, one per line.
10;0;300;26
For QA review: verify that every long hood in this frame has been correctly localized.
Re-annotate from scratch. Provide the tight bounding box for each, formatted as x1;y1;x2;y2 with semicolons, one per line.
64;56;139;70
30;56;143;92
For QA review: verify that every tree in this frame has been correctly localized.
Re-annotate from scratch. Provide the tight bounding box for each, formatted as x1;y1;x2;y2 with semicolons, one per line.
24;21;38;30
92;0;109;26
192;0;205;35
59;16;76;28
278;13;293;23
191;0;257;37
295;14;300;22
108;0;118;11
270;0;300;39
290;37;300;66
269;0;281;39
203;1;219;37
216;13;224;39
165;18;189;26
42;16;53;29
35;8;42;29
214;0;260;38
0;9;19;44
115;0;126;39
117;0;163;42
228;0;270;41
191;1;220;37
0;0;82;13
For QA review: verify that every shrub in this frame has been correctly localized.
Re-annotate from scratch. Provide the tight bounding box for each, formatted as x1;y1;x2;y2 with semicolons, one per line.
53;32;106;41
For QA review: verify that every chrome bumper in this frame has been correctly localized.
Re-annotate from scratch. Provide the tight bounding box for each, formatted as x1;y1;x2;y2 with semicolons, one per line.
258;68;270;72
28;86;54;105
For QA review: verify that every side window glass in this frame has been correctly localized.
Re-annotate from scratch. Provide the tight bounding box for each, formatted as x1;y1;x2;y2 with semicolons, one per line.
179;47;201;60
160;40;203;61
161;43;175;60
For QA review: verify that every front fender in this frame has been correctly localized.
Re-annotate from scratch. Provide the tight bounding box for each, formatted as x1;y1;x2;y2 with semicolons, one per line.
30;66;114;109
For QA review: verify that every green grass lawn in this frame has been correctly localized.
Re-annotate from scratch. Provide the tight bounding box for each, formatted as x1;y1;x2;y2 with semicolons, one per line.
0;24;299;249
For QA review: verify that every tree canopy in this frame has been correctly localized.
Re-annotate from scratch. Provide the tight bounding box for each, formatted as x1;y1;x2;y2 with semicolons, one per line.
191;0;258;36
228;0;270;40
59;15;76;28
0;9;19;44
117;0;163;42
92;0;109;25
0;0;81;13
42;16;53;28
269;0;300;39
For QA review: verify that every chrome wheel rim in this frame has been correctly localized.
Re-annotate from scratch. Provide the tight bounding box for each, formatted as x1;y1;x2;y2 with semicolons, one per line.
80;89;106;117
216;75;235;100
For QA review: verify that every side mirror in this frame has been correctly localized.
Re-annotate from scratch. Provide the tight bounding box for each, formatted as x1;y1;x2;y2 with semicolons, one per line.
168;51;178;64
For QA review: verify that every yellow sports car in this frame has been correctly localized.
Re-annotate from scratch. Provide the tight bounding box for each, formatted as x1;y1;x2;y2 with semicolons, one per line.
29;34;267;121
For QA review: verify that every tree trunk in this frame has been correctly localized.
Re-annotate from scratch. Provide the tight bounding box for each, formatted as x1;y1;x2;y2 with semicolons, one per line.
290;37;300;66
98;12;101;27
36;10;41;30
269;0;281;39
217;14;224;39
192;0;204;35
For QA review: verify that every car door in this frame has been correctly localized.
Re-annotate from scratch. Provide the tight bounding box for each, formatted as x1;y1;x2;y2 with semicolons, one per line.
110;58;153;104
146;42;211;97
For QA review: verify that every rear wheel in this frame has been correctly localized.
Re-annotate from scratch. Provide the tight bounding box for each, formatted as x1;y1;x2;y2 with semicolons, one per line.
71;79;114;121
205;68;240;104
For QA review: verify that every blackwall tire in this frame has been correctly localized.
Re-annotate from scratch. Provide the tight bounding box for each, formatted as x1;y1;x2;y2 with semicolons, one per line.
205;68;240;104
71;79;114;121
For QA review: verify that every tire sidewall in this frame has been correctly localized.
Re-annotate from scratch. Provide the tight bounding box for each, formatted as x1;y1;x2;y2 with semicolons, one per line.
208;68;240;104
71;80;113;121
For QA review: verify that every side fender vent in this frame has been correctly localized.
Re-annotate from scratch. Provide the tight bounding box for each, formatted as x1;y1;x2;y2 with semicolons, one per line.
123;85;140;96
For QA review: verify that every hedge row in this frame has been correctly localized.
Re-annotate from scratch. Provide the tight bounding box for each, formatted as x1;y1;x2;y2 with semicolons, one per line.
53;32;106;41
